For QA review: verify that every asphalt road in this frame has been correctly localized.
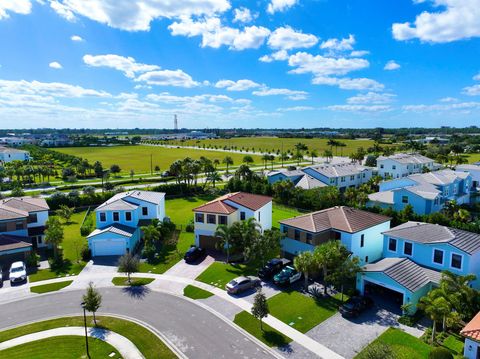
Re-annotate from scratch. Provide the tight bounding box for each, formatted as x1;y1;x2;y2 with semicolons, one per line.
0;288;275;359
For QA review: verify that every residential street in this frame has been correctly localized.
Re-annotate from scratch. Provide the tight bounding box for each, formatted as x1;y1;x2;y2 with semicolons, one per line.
0;288;277;359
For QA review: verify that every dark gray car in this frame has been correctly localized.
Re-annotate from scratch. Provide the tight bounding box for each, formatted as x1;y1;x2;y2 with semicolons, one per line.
225;276;261;294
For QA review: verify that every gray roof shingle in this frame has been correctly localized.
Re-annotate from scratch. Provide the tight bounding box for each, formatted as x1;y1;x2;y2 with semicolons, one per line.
87;223;136;238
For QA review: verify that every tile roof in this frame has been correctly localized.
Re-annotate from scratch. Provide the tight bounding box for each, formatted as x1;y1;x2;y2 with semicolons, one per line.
0;197;49;212
306;163;370;178
383;221;480;254
295;175;328;189
0;234;32;253
461;312;480;342
456;164;480;171
403;183;441;200
193;192;272;214
410;169;470;186
377;153;434;165
363;257;442;292
368;190;394;205
96;190;165;211
0;146;28;154
97;199;139;211
0;206;28;221
280;206;390;234
87;223;136;238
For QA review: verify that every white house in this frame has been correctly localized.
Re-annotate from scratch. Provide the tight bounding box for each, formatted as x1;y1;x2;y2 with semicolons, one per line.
462;312;480;359
192;192;272;250
377;153;436;179
456;164;480;190
0;146;30;164
87;190;166;256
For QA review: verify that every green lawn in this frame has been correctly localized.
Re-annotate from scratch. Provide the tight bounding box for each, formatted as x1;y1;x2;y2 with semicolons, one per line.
442;334;464;357
196;262;258;289
183;285;214;300
139;196;214;274
0;335;118;359
111;277;154;286
56;145;263;174
272;204;303;229
30;280;73;294
29;211;88;283
355;328;432;359
267;291;346;333
466;153;480;163
234;311;292;348
0;316;176;359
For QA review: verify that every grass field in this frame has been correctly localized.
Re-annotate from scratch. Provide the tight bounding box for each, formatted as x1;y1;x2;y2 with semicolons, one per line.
56;145;263;174
170;137;382;156
196;262;258;288
30;280;73;294
466;153;480;163
233;311;292;348
183;285;214;300
0;335;118;359
0;316;175;359
111;277;154;286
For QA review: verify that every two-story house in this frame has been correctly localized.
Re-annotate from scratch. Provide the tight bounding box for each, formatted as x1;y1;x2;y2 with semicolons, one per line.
192;192;272;250
0;146;30;165
267;169;327;190
456;164;480;191
368;169;472;215
376;153;436;179
279;206;391;265
87;190;166;256
357;221;480;312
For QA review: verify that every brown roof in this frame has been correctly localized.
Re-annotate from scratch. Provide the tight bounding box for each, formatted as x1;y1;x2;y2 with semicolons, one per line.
0;206;28;221
462;312;480;342
193;192;272;214
0;234;32;253
0;197;49;213
280;206;390;234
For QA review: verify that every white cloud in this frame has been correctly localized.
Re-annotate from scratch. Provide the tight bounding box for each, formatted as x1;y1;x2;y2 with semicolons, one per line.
288;52;369;77
439;97;458;102
473;73;480;81
267;0;298;14
313;77;384;91
169;17;270;50
347;92;395;104
392;0;480;43
350;50;370;57
215;79;261;91
326;104;392;112
49;61;63;69
71;35;83;42
463;84;480;96
259;50;288;62
403;101;480;112
0;0;32;19
384;60;401;71
320;35;355;53
267;26;318;50
233;7;253;23
135;70;199;87
50;0;76;21
278;106;314;111
49;0;231;31
0;79;111;98
252;87;308;100
83;54;160;78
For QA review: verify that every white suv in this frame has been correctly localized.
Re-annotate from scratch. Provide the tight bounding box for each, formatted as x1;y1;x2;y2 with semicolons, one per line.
9;261;27;284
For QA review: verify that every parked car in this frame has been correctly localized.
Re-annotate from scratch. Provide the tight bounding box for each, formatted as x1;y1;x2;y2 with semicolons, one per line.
161;171;170;178
9;261;27;284
339;296;374;318
273;266;302;286
226;276;261;294
258;258;291;280
184;246;206;263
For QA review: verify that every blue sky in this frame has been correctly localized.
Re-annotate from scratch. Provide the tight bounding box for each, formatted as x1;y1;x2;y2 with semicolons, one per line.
1;0;480;129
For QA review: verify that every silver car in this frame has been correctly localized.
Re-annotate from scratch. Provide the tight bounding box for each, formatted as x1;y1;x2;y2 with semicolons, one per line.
226;276;261;294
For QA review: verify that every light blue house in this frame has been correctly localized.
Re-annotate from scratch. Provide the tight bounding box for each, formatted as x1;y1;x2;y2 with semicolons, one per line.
357;221;480;312
87;190;166;256
368;169;472;215
279;206;391;265
376;153;436;179
267;169;327;190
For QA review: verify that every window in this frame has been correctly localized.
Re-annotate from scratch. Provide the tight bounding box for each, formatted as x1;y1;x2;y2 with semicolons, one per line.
240;211;246;220
142;207;148;216
195;213;204;223
433;249;444;265
99;212;106;222
294;230;300;241
357;174;360;179
434;197;439;205
27;213;38;223
350;175;355;181
332;231;341;240
330;178;335;184
365;256;369;263
388;238;397;252
341;176;345;182
402;196;409;204
0;222;6;232
125;212;132;221
207;214;216;224
451;254;462;269
219;215;227;225
392;165;396;170
404;242;413;256
16;221;24;230
380;164;384;169
113;212;119;222
363;173;366;178
306;233;312;244
258;212;261;221
360;234;365;248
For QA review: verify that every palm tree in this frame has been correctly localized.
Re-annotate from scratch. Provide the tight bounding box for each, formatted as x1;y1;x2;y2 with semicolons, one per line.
418;290;451;343
243;155;254;164
294;251;315;290
207;171;222;188
310;149;318;164
323;149;333;163
215;224;235;263
261;154;270;169
222;156;234;174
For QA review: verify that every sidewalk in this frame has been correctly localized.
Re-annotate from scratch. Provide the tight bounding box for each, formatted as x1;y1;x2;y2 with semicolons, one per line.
0;327;142;359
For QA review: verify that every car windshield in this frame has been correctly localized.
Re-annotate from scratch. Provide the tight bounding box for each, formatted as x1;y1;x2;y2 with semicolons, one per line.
11;266;24;273
228;280;238;286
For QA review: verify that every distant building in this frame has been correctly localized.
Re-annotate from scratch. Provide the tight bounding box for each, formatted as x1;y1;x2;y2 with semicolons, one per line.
0;137;34;147
418;136;449;145
376;153;437;179
0;146;30;164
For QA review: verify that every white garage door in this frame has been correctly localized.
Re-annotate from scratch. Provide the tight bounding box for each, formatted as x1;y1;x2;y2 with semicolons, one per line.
93;239;126;256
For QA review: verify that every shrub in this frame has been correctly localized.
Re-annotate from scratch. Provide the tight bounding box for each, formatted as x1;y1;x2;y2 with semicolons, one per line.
143;243;156;263
26;252;40;268
80;245;91;262
361;342;396;359
185;220;194;233
428;347;453;359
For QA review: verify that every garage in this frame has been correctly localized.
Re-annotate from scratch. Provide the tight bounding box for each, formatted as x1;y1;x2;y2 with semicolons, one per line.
198;235;220;250
363;280;404;313
92;239;126;257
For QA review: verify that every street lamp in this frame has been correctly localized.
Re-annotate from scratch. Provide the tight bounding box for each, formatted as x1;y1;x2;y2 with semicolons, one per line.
81;301;90;359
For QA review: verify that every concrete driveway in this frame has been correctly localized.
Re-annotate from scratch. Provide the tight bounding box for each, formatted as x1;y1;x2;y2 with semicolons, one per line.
164;255;214;279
